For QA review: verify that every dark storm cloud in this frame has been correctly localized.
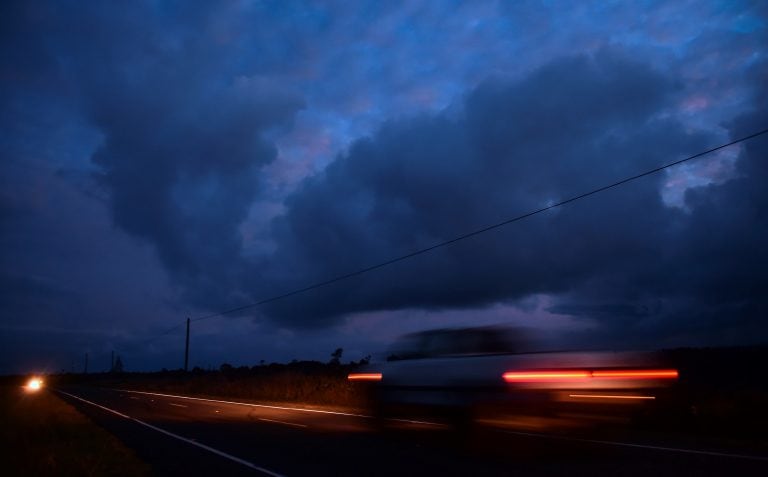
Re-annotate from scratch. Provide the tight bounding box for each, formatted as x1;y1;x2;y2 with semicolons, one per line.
1;1;765;373
259;51;766;346
89;78;303;307
1;1;308;373
1;1;305;311
549;59;768;347
64;4;305;311
0;272;79;318
261;52;690;319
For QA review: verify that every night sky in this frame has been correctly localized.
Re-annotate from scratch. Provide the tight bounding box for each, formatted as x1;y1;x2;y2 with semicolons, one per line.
1;1;766;374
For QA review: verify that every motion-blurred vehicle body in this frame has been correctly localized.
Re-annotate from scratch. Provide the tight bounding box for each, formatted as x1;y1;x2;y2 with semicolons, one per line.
349;326;678;426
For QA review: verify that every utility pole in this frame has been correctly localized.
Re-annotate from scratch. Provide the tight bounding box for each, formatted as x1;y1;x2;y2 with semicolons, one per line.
84;352;89;374
184;317;190;372
111;350;115;372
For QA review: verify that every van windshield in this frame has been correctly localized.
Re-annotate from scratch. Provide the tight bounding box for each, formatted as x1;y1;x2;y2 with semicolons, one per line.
386;327;525;361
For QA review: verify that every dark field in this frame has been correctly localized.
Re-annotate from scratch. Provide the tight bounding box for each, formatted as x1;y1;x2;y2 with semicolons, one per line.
0;379;150;477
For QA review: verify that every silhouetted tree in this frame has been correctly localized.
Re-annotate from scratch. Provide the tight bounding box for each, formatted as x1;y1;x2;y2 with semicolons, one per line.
330;348;343;365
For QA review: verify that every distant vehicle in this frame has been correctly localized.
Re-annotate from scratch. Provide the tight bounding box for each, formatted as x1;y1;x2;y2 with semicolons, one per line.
24;376;45;392
349;326;678;427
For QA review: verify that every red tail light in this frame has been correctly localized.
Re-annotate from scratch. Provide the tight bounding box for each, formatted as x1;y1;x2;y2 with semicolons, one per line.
347;373;382;381
503;368;678;383
502;371;591;382
591;369;678;379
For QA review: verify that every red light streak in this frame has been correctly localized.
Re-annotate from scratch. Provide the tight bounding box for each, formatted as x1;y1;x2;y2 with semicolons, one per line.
347;373;383;381
591;369;678;379
502;371;591;382
503;369;678;383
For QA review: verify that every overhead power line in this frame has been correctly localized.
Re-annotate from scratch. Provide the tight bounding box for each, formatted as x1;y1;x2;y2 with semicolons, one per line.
186;127;768;324
142;321;187;346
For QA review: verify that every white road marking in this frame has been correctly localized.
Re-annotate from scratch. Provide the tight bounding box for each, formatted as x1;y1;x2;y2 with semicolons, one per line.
56;390;285;477
114;388;443;427
59;390;130;418
169;403;188;408
259;418;308;428
115;389;453;427
390;417;450;427
115;389;372;417
501;429;768;462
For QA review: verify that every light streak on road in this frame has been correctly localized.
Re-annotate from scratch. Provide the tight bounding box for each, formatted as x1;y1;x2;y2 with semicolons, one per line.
56;390;286;477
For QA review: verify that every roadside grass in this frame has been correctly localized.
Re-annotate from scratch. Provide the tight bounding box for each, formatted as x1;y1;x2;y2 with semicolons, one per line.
112;369;370;412
61;360;373;412
0;381;150;477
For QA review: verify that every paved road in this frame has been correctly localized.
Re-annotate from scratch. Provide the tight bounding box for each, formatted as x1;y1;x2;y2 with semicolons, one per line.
56;387;768;476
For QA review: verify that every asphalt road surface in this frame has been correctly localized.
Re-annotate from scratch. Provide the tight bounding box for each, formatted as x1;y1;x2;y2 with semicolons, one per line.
56;387;768;476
